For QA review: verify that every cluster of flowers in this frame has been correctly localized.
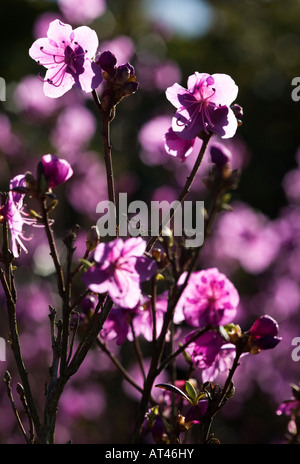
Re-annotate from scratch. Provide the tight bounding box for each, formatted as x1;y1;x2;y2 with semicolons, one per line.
0;15;284;444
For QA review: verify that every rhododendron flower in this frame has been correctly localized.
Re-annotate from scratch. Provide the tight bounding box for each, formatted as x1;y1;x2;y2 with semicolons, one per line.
177;268;239;328
101;292;182;344
212;201;280;274
40;154;73;189
201;343;237;382
164;127;202;162
129;293;183;342
0;176;34;257
184;330;225;369
166;72;238;140
29;19;102;98
82;237;156;309
100;307;131;345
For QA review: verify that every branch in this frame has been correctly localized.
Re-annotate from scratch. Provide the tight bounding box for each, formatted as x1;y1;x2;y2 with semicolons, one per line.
146;132;212;252
4;371;30;444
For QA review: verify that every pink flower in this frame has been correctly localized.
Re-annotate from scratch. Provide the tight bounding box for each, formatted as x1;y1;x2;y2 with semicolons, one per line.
201;343;237;382
40;154;73;188
58;0;106;25
184;330;225;369
100;307;131;345
212;202;280;274
0;176;34;258
29;19;102;98
166;72;238;140
82;237;156;309
128;293;183;342
177;268;239;328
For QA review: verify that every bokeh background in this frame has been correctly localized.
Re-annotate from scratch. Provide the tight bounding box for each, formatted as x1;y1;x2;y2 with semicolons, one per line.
0;0;300;444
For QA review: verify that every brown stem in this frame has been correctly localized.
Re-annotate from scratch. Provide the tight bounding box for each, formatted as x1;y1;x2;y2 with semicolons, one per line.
40;199;65;298
96;339;143;394
0;269;42;440
4;371;30;444
92;90;117;220
146;132;212;252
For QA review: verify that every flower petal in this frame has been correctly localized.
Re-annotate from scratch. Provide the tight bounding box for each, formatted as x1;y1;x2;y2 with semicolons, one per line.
166;83;190;109
77;60;103;92
43;68;74;98
47;19;74;46
210;73;238;107
73;25;99;57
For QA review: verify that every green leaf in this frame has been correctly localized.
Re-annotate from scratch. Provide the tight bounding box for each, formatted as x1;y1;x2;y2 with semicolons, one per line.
155;383;190;403
185;381;198;406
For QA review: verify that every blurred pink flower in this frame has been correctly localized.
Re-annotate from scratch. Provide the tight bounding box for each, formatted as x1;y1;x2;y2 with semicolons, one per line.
99;35;135;65
58;0;106;25
129;294;183;342
65;151;107;219
212;202;281;274
154;60;182;91
14;75;61;118
33;12;64;39
282;168;300;204
29;19;102;98
0;113;22;156
101;307;131;345
177;268;239;328
58;385;106;420
138;115;172;166
50;104;97;156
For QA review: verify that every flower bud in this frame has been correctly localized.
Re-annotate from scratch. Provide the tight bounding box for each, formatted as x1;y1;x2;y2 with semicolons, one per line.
97;50;117;78
245;315;282;354
210;143;232;169
86;225;100;252
39;154;73;189
231;103;244;121
115;63;135;85
80;295;97;317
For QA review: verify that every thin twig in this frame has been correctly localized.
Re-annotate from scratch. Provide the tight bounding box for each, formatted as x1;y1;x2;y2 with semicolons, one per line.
92;90;117;218
96;339;143;394
130;321;146;382
146;133;212;252
4;371;29;444
17;382;35;444
40;199;65;298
